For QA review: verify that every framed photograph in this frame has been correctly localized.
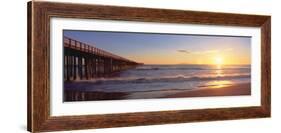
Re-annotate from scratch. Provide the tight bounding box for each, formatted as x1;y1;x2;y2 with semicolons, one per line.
27;1;271;132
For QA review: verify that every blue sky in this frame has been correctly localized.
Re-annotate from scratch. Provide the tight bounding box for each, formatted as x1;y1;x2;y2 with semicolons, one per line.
64;30;251;65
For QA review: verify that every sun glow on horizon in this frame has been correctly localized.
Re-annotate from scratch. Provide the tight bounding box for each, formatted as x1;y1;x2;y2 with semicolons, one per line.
214;56;223;65
64;30;251;65
214;56;224;69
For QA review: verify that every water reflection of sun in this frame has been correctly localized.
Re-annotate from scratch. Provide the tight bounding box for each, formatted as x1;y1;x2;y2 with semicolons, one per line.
215;69;223;77
205;80;233;89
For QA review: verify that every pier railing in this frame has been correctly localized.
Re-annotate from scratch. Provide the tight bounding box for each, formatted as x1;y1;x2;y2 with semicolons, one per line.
64;36;142;81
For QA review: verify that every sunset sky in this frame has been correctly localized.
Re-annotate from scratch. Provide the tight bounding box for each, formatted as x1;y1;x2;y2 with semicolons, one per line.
64;30;251;65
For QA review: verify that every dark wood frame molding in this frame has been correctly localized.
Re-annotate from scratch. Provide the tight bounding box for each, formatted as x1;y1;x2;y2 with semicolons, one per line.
27;1;271;132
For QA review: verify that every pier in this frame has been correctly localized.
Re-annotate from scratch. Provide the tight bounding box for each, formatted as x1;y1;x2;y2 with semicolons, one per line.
64;36;142;81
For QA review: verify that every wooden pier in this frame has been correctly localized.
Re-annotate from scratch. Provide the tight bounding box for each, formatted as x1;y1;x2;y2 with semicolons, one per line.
64;36;142;81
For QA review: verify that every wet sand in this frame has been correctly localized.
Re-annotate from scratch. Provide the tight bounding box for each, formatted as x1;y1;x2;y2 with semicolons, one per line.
64;90;128;101
64;83;251;101
164;83;251;98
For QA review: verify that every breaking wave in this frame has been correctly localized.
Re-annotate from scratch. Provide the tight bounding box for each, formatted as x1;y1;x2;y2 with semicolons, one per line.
79;74;250;85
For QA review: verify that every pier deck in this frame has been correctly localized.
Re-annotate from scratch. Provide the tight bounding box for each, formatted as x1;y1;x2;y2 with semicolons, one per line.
64;36;142;81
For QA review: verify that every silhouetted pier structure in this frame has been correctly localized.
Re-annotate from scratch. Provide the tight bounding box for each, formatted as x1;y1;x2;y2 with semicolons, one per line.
64;36;142;81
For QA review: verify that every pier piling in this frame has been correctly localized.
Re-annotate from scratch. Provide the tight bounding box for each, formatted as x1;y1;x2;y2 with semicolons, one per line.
64;36;142;81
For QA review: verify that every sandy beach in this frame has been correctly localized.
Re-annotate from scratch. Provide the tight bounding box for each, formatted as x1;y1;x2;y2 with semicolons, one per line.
64;83;251;101
164;83;251;98
64;90;128;101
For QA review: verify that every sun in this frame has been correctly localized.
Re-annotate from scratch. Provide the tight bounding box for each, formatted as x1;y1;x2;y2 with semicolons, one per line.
215;56;223;65
214;56;223;68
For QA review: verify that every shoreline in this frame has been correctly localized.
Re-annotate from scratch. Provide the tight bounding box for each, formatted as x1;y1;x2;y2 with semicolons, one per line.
64;82;251;101
164;83;251;98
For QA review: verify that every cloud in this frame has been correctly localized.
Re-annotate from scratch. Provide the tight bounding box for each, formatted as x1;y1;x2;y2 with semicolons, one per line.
177;49;215;54
177;50;190;54
177;48;232;55
191;50;218;54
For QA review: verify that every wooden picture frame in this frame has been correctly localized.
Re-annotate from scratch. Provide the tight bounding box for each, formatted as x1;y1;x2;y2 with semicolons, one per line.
27;1;271;132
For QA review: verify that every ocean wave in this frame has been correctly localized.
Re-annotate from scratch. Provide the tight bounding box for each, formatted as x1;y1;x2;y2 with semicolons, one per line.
134;67;250;71
78;74;250;85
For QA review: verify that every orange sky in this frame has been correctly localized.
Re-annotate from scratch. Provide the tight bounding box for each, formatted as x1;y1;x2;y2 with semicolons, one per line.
65;31;251;65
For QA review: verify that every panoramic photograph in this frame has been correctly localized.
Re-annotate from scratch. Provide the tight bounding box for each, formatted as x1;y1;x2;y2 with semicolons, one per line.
63;30;251;102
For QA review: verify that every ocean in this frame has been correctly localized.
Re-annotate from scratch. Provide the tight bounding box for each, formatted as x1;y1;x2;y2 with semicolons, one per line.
64;64;251;99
